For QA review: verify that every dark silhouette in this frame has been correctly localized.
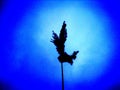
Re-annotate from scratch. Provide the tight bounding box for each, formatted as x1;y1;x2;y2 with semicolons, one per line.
51;21;79;65
51;21;79;90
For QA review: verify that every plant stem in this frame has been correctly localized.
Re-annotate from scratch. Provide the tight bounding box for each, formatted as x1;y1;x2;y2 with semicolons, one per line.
61;63;64;90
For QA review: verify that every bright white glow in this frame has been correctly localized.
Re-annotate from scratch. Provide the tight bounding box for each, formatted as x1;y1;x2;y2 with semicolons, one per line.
14;1;114;85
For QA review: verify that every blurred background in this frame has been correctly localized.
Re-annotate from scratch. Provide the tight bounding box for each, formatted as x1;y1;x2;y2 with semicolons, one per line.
0;0;120;90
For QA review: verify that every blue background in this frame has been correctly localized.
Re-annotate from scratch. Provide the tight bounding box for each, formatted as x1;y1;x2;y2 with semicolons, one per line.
0;0;120;90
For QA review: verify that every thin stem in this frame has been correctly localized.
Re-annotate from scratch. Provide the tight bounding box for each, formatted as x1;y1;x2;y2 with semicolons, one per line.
61;63;64;90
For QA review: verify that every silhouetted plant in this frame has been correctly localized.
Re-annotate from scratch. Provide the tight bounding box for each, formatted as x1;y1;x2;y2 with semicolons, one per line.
51;21;79;90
